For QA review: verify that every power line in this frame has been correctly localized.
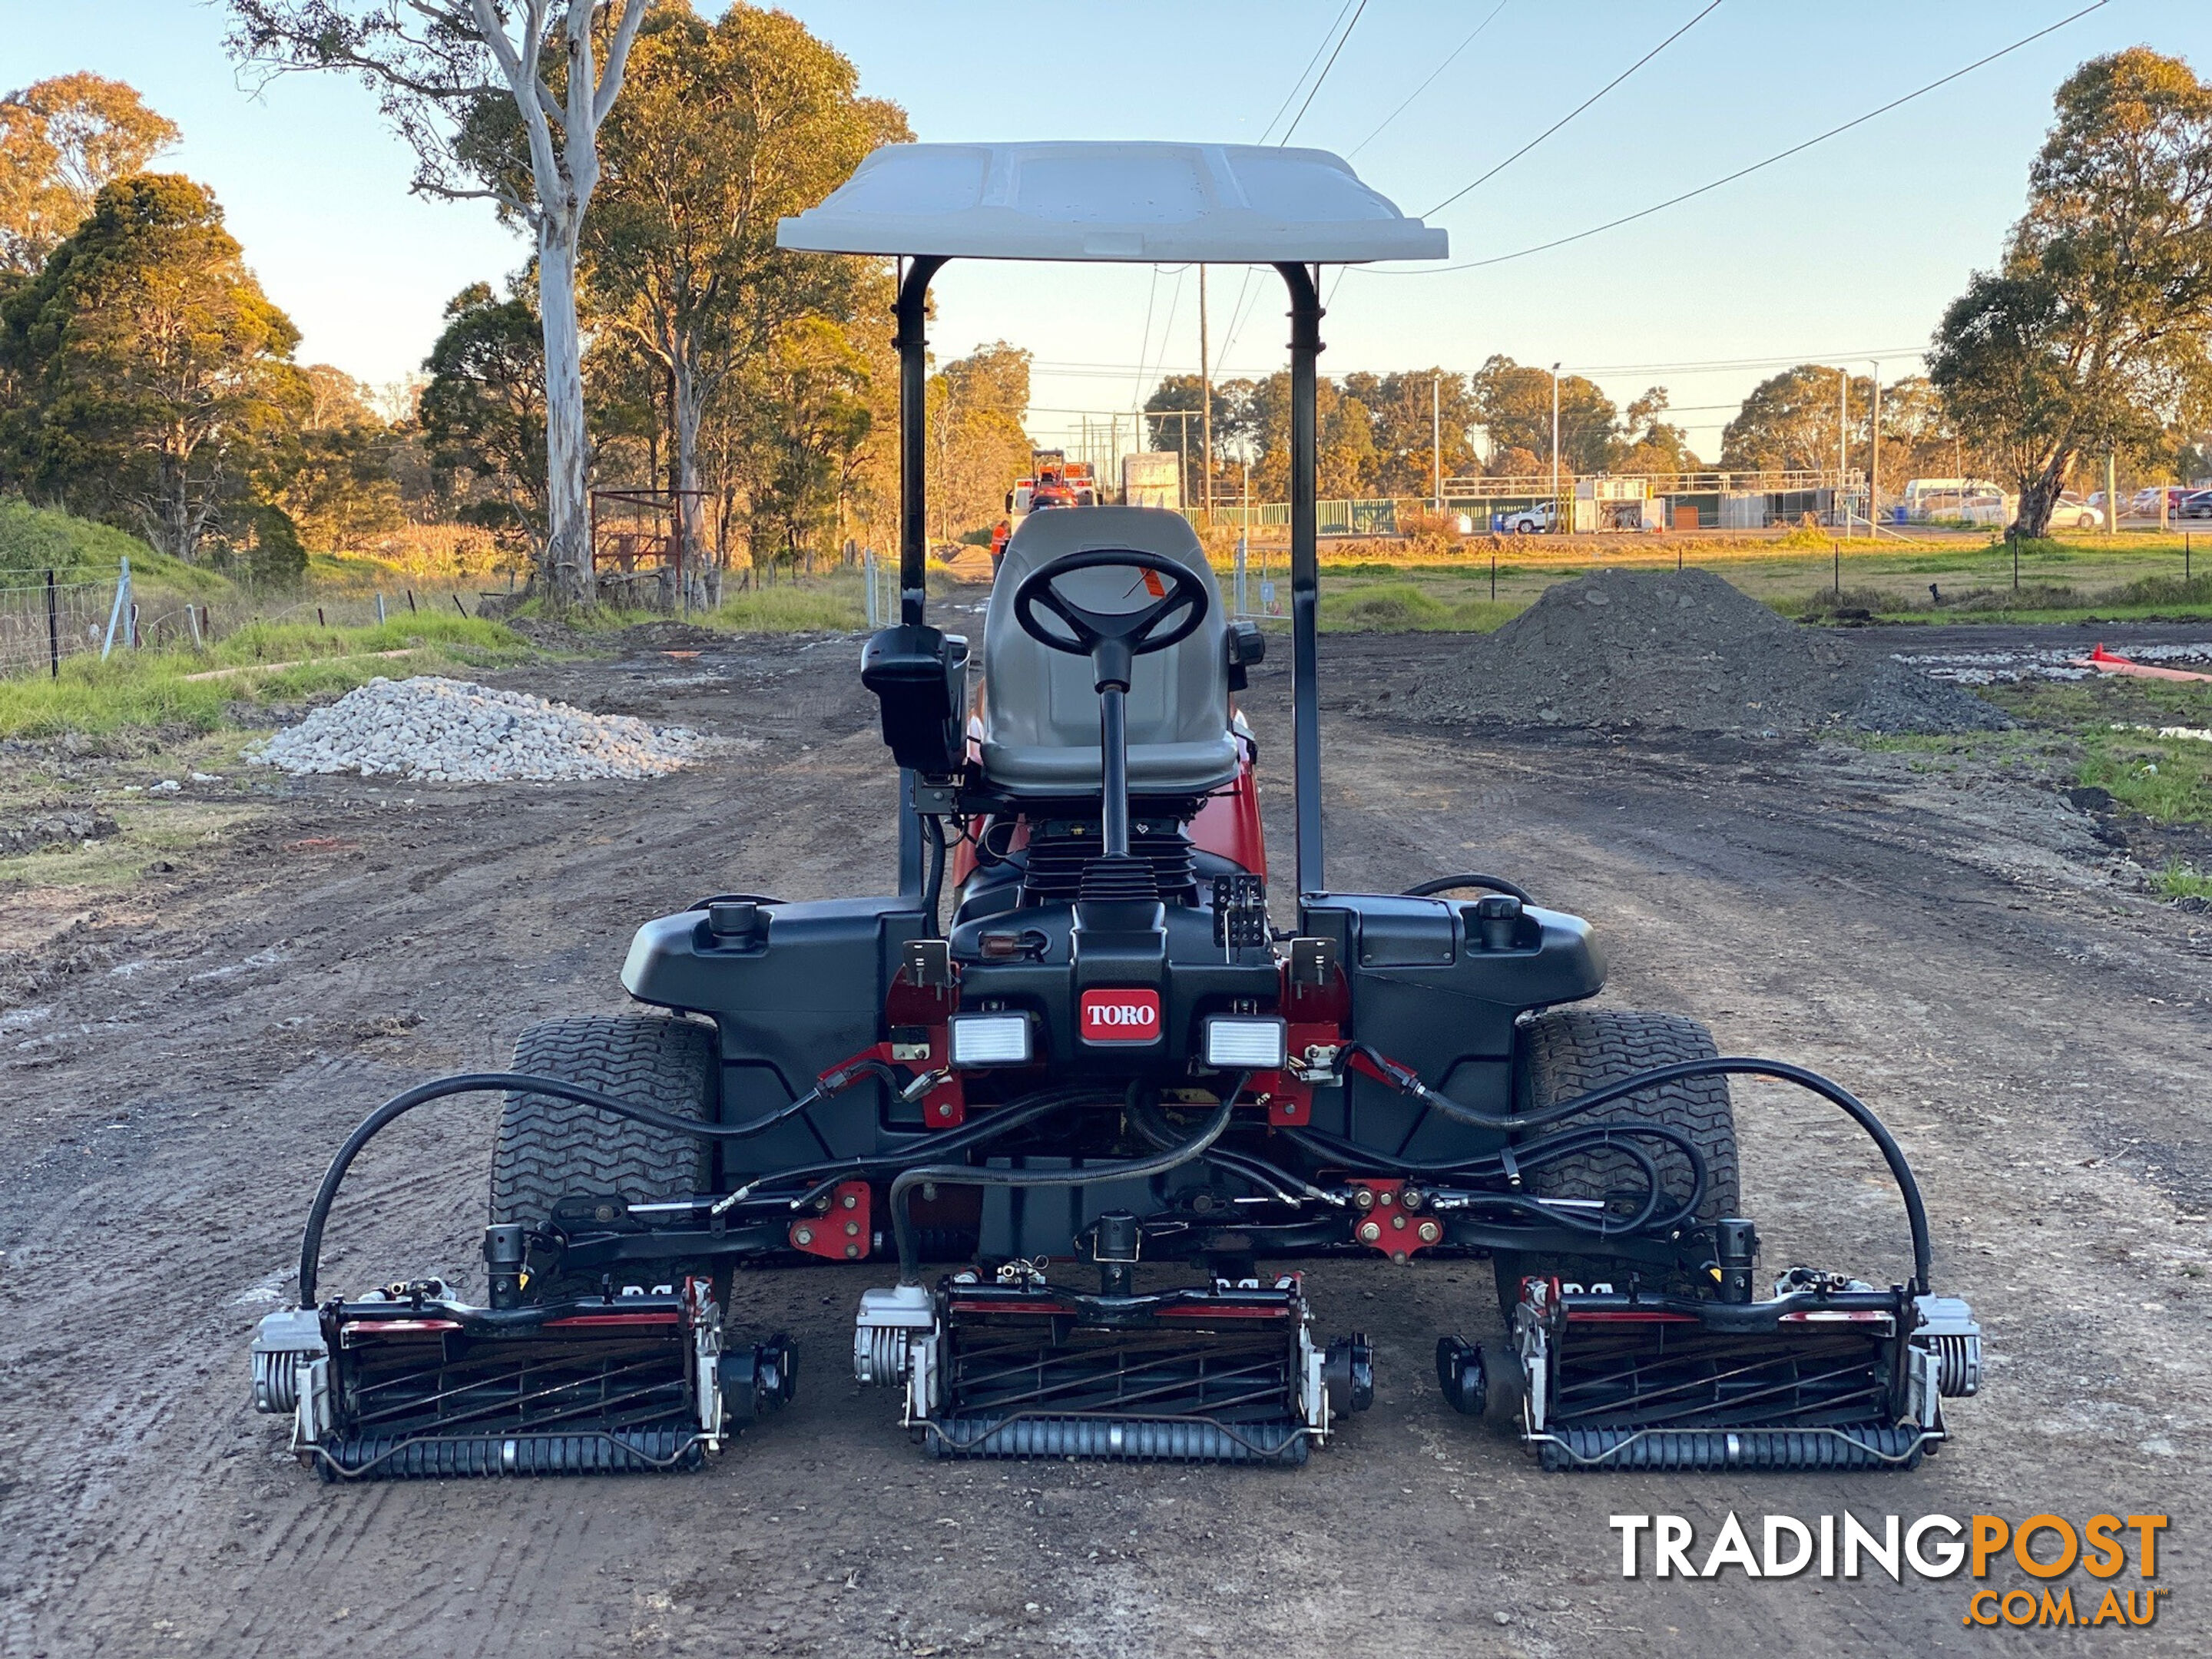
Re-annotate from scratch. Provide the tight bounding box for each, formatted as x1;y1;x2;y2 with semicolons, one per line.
1258;0;1361;144
1279;0;1372;147
1029;344;1929;380
1346;0;1514;160
1424;0;1724;217
1370;0;2111;275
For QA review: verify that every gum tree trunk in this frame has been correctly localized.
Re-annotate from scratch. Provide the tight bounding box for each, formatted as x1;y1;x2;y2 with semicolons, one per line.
538;225;592;605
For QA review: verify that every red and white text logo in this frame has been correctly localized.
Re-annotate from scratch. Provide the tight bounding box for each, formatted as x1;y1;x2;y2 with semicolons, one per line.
1080;988;1161;1043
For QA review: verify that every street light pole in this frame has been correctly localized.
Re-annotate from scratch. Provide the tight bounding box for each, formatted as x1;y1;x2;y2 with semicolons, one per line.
1550;362;1561;533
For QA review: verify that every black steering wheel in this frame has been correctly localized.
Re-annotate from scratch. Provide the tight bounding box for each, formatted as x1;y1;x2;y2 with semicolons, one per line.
1011;548;1210;690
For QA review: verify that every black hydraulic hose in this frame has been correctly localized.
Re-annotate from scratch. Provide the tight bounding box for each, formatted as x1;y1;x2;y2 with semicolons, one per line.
1126;1091;1327;1204
889;1081;1247;1284
299;1064;897;1305
921;812;949;934
753;1084;1122;1213
1401;872;1535;904
1280;1122;1704;1237
1350;1048;1934;1293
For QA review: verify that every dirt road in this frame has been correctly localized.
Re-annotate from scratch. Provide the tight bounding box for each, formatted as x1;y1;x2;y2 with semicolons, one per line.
1;626;2205;1657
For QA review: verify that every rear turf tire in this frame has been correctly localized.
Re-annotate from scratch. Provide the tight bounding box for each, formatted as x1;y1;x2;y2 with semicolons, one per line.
491;1015;717;1237
1491;1008;1738;1322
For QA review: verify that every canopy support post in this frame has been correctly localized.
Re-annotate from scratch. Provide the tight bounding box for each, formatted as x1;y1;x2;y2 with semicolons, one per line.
1275;261;1326;898
894;255;948;628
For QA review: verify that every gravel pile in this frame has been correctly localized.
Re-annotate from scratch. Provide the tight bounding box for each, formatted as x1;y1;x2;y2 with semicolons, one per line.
246;676;713;783
1403;568;2008;736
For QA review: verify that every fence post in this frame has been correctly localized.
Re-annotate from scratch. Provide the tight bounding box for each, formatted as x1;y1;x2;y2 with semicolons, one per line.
187;603;204;651
46;569;60;678
1234;536;1247;617
101;557;131;660
452;593;469;618
406;588;418;614
864;548;878;628
376;591;387;624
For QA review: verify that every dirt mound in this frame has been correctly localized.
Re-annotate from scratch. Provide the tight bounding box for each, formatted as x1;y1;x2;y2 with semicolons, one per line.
1403;568;2008;736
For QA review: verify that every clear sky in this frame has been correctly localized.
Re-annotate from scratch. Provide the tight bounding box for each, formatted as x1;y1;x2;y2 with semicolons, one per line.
11;1;2210;457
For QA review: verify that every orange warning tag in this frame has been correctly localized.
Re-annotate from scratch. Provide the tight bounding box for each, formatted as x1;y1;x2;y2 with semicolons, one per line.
1141;569;1167;597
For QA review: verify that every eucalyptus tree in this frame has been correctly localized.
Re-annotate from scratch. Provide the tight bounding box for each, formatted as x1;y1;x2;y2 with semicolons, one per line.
577;2;906;602
226;0;651;604
1932;49;2212;535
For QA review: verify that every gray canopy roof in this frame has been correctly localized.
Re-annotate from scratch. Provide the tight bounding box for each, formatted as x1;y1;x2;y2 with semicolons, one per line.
776;141;1447;264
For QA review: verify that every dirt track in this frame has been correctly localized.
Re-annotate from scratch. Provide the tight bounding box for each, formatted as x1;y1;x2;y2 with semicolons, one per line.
1;624;2207;1657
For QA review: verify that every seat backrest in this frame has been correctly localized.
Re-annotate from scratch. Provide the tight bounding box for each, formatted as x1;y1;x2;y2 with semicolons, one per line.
980;506;1236;796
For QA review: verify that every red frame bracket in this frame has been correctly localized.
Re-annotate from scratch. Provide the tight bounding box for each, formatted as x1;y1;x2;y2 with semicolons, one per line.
790;1181;873;1260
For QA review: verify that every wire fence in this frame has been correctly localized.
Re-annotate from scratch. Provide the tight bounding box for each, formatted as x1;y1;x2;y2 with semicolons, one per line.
0;562;509;683
0;573;114;679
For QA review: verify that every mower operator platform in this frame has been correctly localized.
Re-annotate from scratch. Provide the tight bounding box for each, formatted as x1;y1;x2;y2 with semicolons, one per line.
253;139;1978;1482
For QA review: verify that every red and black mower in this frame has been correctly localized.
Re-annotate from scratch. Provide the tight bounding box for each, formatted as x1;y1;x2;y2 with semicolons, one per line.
253;141;1979;1479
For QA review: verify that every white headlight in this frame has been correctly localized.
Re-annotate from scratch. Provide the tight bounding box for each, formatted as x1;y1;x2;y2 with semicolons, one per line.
1202;1015;1287;1070
949;1012;1033;1068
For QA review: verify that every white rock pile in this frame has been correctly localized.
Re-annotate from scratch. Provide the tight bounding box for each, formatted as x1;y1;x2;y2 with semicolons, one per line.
245;676;712;783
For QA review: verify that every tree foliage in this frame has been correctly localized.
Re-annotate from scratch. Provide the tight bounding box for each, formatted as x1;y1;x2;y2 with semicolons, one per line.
1720;365;1873;472
1930;48;2212;535
0;73;179;275
0;174;303;564
1471;356;1618;475
227;0;652;603
575;2;905;591
420;280;548;555
928;341;1032;541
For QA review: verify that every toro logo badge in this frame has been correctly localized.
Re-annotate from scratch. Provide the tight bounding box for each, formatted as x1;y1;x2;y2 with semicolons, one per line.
1080;988;1161;1043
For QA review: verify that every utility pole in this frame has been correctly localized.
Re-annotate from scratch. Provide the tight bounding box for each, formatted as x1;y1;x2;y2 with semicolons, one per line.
1550;362;1562;532
1198;267;1213;523
1837;366;1849;532
1869;360;1881;530
1432;372;1443;510
2106;452;2118;534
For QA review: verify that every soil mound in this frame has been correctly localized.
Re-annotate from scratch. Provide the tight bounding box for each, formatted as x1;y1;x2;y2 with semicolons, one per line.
1402;568;2006;736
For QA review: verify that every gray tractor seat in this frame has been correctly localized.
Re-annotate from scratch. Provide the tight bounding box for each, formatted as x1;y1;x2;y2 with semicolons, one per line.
980;506;1237;796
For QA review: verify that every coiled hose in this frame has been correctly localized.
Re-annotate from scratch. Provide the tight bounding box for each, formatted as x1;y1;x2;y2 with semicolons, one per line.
1346;1045;1933;1292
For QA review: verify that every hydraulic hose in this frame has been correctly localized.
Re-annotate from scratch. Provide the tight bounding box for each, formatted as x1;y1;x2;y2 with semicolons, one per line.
921;813;949;934
1400;873;1535;904
733;1083;1124;1214
1280;1122;1704;1237
1126;1089;1330;1204
888;1080;1247;1284
300;1064;973;1306
1349;1048;1934;1293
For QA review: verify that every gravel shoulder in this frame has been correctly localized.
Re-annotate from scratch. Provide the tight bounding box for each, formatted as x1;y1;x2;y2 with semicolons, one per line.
0;626;2205;1657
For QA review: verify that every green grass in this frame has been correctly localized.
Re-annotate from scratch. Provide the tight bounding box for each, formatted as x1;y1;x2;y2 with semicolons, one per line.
1982;674;2212;830
2153;859;2212;900
1316;581;1518;632
707;584;864;631
0;498;237;600
0;612;531;739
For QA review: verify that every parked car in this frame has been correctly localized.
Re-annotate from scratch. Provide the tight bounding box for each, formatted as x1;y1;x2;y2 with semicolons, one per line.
1496;501;1558;534
2052;492;2101;529
2130;485;2195;518
2177;488;2212;520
